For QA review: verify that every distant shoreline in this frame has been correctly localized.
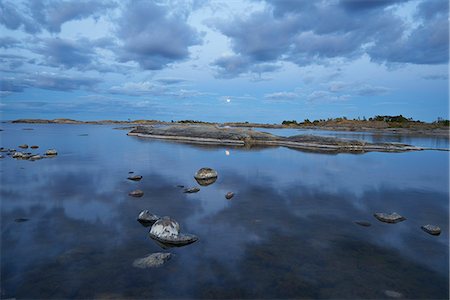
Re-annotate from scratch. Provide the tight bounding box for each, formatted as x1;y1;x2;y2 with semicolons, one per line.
7;118;450;137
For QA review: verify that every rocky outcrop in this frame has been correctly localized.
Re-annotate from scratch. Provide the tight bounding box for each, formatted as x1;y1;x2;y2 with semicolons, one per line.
127;175;143;181
421;224;441;236
374;212;406;223
137;210;160;226
194;168;218;186
128;125;428;153
149;217;198;247
45;149;58;156
18;144;28;149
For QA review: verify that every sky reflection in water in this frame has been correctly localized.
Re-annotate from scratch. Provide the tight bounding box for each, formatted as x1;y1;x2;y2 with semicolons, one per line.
1;124;448;299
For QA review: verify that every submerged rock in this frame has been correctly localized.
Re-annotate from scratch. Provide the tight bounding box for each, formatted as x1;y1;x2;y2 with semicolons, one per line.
45;149;58;156
225;192;234;199
137;210;160;226
184;187;200;193
129;190;144;197
19;144;29;149
15;218;29;222
132;252;172;268
354;220;372;227
194;167;218;186
421;224;441;236
127;175;143;181
374;212;406;223
149;217;198;247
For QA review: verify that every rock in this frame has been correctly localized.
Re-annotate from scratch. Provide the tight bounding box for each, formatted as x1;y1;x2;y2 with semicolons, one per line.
421;224;441;236
132;252;172;268
29;155;43;161
183;187;200;193
45;149;58;156
149;217;198;247
127;175;142;181
30;145;39;149
354;220;371;227
129;190;144;197
137;210;160;226
225;192;234;199
374;212;406;223
0;154;3;159
15;218;29;222
384;290;403;298
128;171;134;174
177;185;185;188
0;147;8;152
18;144;28;149
12;152;27;159
194;167;218;186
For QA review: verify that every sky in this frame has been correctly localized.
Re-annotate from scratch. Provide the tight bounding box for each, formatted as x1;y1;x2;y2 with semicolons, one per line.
0;0;448;123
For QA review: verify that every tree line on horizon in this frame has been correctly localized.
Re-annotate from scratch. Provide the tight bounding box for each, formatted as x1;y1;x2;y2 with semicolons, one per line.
281;115;450;126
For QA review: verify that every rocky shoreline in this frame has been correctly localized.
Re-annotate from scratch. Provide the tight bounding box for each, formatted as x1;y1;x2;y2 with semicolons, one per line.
127;125;438;153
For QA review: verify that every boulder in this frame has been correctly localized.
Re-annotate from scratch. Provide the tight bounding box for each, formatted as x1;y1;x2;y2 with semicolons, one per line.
30;145;39;149
19;144;28;149
129;190;144;197
225;192;234;199
45;149;58;156
194;167;218;186
29;155;43;161
184;187;200;193
132;252;172;268
149;217;198;247
127;175;143;181
421;224;441;236
137;210;160;226
373;212;406;223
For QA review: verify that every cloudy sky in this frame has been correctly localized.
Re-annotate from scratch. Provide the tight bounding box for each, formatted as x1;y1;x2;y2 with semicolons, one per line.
0;0;448;122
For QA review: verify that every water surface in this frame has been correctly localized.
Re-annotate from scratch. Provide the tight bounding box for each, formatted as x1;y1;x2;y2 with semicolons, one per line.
1;123;448;299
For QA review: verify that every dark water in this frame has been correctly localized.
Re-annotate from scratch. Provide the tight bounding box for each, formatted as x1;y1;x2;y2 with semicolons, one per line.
253;127;449;149
1;124;448;299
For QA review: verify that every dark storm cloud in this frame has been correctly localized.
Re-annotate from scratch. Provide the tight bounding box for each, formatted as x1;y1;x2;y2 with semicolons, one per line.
211;0;448;77
0;0;116;34
36;38;95;69
116;0;202;70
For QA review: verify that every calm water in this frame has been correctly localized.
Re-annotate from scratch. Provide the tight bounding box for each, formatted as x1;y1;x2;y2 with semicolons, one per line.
253;127;450;149
1;123;449;299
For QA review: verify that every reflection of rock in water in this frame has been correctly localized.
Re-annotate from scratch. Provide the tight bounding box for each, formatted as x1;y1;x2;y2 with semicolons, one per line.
194;167;218;186
132;252;172;268
137;210;160;226
149;217;198;248
384;290;403;298
374;212;406;223
421;224;441;236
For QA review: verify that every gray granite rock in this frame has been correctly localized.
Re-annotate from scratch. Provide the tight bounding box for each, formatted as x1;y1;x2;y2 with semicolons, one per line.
421;224;441;236
374;212;406;223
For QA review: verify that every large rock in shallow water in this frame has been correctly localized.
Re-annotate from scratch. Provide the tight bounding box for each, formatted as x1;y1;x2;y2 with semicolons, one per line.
194;167;218;186
137;210;160;226
421;224;441;236
149;217;198;247
133;252;172;268
374;212;406;223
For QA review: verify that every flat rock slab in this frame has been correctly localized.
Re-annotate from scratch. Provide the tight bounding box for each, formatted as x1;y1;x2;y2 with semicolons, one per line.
421;224;441;236
127;175;143;181
133;253;172;268
129;190;144;197
184;187;200;193
374;212;406;223
354;220;371;227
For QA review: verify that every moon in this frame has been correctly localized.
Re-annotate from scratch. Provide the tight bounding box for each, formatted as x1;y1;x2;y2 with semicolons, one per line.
226;98;231;103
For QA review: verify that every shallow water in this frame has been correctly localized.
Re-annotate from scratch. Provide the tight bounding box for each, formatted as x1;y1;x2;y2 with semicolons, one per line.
253;127;450;149
1;123;448;299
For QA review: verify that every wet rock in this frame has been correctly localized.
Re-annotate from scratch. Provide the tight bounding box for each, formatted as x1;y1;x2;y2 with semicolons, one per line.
354;220;371;227
15;218;29;222
45;149;58;156
30;145;39;149
19;144;29;149
132;252;172;268
384;290;403;298
183;187;200;193
225;192;234;199
137;210;160;226
194;167;218;186
421;224;441;236
128;171;134;174
374;212;406;223
127;175;142;181
149;217;198;247
129;190;144;197
12;152;29;159
176;185;185;188
29;155;43;161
